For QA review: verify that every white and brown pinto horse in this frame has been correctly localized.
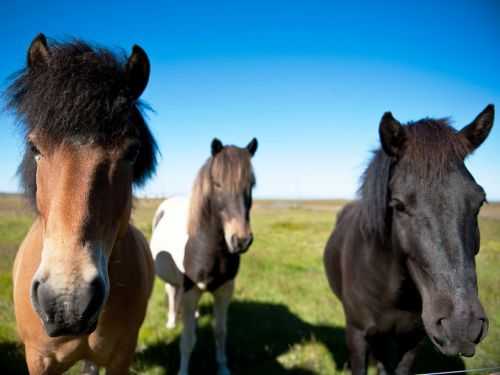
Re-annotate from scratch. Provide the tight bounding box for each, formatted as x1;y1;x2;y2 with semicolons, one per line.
150;138;258;375
6;34;157;374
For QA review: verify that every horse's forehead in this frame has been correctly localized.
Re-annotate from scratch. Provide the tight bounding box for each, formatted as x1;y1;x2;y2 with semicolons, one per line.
392;155;467;183
42;143;118;184
54;141;106;161
392;165;480;203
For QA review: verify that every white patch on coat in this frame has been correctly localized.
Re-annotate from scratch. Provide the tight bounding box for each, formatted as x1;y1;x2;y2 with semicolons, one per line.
150;196;190;285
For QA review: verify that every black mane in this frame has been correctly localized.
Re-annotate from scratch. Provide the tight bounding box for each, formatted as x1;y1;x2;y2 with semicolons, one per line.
4;39;157;205
357;118;471;240
357;148;393;240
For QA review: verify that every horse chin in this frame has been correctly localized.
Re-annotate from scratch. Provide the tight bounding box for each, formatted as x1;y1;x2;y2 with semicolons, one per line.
43;318;99;338
225;243;249;255
226;246;241;255
429;334;476;358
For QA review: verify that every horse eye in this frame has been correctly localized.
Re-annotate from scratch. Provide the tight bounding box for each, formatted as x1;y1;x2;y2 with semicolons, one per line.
29;142;42;161
214;181;222;189
123;144;140;164
390;199;406;213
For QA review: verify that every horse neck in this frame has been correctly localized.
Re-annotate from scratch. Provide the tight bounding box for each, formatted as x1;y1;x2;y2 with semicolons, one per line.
375;228;420;304
190;198;228;255
99;203;133;278
372;225;404;267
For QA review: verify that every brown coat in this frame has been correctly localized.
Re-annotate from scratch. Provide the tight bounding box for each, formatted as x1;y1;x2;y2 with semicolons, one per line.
13;220;154;374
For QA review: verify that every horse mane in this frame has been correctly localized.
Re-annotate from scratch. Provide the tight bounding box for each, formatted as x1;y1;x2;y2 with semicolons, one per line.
4;39;157;207
188;146;255;236
357;118;472;240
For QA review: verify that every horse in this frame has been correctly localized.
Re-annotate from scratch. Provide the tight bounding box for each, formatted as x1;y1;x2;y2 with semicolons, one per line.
323;105;494;374
6;34;158;374
150;137;258;375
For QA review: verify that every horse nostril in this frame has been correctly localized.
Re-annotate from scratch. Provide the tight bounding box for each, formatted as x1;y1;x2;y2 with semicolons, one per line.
245;234;254;249
31;279;41;311
80;277;106;321
473;318;488;344
32;279;40;299
32;280;55;323
435;317;447;333
230;234;239;250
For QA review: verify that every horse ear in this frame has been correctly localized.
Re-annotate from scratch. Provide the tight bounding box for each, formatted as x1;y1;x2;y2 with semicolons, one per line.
246;138;258;157
459;104;494;152
126;45;150;100
28;33;50;68
211;138;224;156
379;112;406;157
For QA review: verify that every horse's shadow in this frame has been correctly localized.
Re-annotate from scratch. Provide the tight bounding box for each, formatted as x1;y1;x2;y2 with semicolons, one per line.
0;341;28;375
136;300;466;374
136;300;337;374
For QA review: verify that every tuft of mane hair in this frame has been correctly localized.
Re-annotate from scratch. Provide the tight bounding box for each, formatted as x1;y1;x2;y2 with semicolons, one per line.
4;38;158;207
357;118;472;241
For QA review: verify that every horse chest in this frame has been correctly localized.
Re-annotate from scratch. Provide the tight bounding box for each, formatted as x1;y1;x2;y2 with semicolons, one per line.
373;307;422;336
367;275;423;335
184;244;240;292
345;247;422;335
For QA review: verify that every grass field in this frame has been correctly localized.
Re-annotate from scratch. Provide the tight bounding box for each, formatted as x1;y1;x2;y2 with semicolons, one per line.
0;194;499;374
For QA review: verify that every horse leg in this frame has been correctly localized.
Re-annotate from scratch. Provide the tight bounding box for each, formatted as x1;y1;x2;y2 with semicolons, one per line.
393;346;418;375
81;360;99;375
346;324;369;375
213;281;235;375
25;346;66;375
178;287;202;375
376;346;418;375
104;335;138;375
375;334;421;375
377;362;389;375
166;283;179;329
105;358;133;375
25;346;51;375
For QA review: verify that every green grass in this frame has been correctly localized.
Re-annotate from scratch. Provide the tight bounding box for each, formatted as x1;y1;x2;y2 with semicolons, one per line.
0;195;33;374
1;195;499;374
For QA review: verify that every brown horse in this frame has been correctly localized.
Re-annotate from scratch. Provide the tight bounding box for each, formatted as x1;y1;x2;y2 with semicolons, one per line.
6;34;158;374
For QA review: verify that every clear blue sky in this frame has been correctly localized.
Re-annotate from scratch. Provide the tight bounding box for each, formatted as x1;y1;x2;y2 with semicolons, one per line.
1;0;499;199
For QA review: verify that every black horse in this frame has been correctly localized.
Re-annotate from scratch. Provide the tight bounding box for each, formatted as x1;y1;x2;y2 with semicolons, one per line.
324;105;494;374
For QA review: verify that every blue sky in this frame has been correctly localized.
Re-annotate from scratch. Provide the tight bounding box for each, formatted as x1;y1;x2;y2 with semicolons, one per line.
1;1;499;199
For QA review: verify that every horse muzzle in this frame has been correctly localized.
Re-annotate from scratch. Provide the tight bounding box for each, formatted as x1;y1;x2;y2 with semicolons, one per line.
426;309;488;357
31;277;106;337
227;233;254;254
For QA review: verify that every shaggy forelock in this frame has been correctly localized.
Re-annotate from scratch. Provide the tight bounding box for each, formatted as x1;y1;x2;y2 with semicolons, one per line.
7;41;134;141
211;147;255;193
4;39;157;206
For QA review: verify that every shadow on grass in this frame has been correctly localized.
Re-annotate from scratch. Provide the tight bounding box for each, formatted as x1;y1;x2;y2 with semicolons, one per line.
136;300;346;374
0;301;466;375
0;341;28;375
135;300;465;374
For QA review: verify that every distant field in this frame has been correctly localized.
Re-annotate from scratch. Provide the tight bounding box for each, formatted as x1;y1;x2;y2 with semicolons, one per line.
0;194;499;374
